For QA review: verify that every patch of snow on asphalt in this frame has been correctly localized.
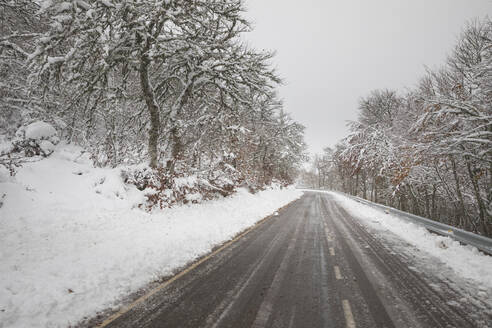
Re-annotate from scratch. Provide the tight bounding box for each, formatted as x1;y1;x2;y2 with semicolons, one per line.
0;144;303;328
328;191;492;291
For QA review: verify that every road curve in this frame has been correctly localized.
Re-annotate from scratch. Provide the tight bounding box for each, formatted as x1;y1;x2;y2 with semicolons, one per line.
97;191;491;328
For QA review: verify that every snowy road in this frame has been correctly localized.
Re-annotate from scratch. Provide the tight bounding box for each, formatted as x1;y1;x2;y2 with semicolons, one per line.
97;192;490;328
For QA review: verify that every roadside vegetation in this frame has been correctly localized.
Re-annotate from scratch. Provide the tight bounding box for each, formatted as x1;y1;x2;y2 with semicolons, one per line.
304;19;492;237
0;0;307;208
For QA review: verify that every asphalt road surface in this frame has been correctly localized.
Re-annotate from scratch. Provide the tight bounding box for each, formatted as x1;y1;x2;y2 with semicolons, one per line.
99;191;491;328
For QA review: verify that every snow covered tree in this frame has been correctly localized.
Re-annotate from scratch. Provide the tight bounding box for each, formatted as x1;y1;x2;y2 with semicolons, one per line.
0;0;46;135
317;18;491;236
0;0;306;201
28;0;263;167
413;19;492;234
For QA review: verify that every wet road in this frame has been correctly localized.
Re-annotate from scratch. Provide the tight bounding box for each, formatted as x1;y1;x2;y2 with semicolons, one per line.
99;192;490;328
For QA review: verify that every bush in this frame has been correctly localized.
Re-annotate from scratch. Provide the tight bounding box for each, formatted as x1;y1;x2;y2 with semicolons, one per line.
122;164;244;210
0;121;59;175
12;121;59;157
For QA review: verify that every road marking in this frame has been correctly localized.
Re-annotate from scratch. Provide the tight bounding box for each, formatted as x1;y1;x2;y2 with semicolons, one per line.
334;266;342;280
97;205;290;328
342;299;356;328
329;247;335;256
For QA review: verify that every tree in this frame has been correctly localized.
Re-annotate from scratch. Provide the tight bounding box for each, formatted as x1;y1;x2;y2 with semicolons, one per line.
315;18;491;236
29;0;270;169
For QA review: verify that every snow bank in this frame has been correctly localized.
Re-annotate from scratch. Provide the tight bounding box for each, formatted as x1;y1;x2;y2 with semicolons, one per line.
23;121;57;140
10;121;60;158
328;191;492;291
0;144;303;328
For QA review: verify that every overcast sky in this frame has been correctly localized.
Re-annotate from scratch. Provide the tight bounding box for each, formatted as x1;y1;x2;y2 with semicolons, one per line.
242;0;491;155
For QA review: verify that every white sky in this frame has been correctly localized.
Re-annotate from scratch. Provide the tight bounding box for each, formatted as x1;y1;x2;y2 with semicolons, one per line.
243;0;491;155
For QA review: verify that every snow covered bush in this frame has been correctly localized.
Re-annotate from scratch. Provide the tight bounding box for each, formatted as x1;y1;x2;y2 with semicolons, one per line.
12;121;59;157
0;140;15;178
121;163;290;210
122;164;244;210
0;121;59;176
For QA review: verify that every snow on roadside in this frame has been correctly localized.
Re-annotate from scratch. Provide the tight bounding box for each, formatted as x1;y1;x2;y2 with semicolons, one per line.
0;144;303;328
327;191;492;291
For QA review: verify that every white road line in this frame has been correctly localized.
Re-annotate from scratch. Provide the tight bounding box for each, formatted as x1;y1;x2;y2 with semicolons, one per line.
329;247;335;256
342;300;356;328
334;266;342;280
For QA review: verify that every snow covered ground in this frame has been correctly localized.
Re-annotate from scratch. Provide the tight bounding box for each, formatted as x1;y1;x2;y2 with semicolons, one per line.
0;145;303;328
326;191;492;295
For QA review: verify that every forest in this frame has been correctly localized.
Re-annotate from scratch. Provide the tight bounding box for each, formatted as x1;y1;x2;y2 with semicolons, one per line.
0;0;307;207
306;18;492;237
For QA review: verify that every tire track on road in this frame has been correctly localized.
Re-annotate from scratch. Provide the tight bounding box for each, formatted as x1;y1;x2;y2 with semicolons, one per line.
323;194;476;328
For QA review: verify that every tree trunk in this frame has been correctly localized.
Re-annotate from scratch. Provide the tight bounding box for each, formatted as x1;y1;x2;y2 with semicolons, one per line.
355;172;359;197
431;185;437;220
450;156;467;228
139;45;160;168
434;162;460;224
362;174;367;200
425;188;430;218
466;158;489;236
166;126;182;174
370;178;374;202
167;85;192;175
374;179;378;203
407;185;419;216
